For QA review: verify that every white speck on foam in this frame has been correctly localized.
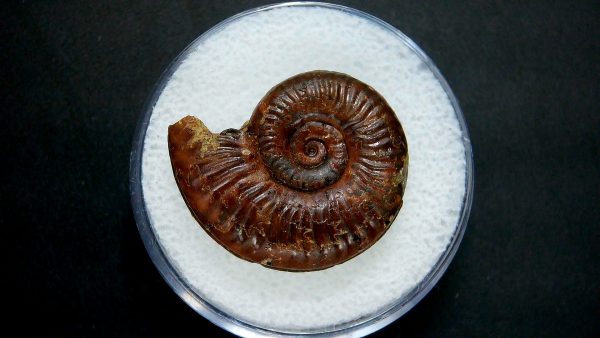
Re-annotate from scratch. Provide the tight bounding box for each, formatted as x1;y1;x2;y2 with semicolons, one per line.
141;6;467;331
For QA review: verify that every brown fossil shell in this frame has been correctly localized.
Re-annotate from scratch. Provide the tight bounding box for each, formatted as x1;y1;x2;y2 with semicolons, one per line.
168;71;408;271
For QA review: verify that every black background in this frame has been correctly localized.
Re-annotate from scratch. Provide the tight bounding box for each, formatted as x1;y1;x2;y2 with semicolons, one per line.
3;1;599;337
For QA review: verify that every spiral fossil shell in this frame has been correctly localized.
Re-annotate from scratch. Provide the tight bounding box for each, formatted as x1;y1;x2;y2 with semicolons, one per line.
168;71;408;271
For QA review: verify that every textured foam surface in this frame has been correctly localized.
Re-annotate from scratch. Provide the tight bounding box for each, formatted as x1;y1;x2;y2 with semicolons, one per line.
141;6;467;331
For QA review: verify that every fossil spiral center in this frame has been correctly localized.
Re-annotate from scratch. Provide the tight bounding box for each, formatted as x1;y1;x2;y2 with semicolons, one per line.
259;114;348;191
297;139;326;167
305;140;323;157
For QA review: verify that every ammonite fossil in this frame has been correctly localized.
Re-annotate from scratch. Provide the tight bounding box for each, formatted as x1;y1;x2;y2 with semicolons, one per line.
168;71;408;271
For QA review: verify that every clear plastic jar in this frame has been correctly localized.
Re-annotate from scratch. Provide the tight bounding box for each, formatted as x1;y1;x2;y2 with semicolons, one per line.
130;2;474;336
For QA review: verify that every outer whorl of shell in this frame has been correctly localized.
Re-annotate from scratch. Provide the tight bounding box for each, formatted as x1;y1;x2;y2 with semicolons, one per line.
168;71;408;271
